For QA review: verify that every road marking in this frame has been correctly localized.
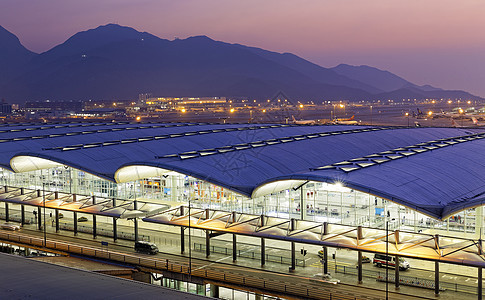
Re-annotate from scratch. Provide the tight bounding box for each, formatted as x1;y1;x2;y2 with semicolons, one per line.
309;261;353;268
192;246;258;272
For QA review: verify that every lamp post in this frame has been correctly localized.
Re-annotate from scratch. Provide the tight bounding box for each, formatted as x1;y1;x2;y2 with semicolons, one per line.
459;108;464;126
188;198;192;276
370;105;373;125
386;220;389;300
42;181;46;248
133;184;138;242
386;218;395;300
405;112;409;127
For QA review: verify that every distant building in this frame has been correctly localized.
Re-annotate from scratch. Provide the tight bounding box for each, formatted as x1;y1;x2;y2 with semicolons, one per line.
146;97;227;110
0;100;12;115
25;100;83;112
138;93;152;105
83;100;132;111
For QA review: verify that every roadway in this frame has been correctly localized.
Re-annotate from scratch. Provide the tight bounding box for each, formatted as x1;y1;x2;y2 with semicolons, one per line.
0;215;482;300
0;227;426;300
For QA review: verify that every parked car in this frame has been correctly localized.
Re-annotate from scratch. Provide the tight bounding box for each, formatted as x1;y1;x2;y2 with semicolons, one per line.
0;222;21;231
77;216;88;222
134;241;158;255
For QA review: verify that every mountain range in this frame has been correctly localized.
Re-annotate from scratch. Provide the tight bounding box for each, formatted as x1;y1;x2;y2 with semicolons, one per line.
0;24;481;104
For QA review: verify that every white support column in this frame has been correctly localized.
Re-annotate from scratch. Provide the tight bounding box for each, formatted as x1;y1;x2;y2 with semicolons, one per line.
300;184;306;220
171;176;178;202
476;206;483;239
72;169;78;195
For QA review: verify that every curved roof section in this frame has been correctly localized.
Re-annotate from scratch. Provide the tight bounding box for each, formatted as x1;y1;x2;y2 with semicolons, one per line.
2;122;485;219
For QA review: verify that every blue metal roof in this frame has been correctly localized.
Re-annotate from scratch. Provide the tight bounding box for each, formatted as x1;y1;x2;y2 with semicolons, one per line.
2;122;485;219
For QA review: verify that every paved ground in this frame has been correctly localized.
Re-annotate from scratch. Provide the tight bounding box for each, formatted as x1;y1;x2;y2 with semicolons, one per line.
2;213;482;300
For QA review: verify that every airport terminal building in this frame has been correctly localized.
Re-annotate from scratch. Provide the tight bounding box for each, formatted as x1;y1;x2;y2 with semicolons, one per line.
1;121;485;278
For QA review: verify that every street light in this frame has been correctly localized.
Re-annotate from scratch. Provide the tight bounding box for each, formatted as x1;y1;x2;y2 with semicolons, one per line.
188;198;192;276
42;180;46;248
405;112;409;127
370;105;373;125
386;218;395;300
459;108;464;126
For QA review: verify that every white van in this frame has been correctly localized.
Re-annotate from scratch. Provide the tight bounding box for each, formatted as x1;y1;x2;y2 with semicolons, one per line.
373;254;410;271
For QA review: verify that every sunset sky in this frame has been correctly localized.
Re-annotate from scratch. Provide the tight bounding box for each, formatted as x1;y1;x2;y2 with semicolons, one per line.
2;0;484;96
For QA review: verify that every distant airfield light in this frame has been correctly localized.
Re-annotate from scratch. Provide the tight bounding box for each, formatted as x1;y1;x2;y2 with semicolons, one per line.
405;112;409;116
136;116;141;121
431;100;436;104
230;108;235;113
181;108;186;113
299;104;304;108
428;111;433;116
339;104;345;108
262;109;266;113
459;108;464;114
113;102;116;106
448;100;452;104
467;100;472;104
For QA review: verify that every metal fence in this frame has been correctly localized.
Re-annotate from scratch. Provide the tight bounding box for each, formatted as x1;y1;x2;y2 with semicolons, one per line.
0;212;33;224
58;222;150;241
334;264;479;295
0;231;371;300
193;242;305;266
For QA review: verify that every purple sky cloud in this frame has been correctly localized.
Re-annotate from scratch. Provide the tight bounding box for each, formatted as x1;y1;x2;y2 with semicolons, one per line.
1;0;484;96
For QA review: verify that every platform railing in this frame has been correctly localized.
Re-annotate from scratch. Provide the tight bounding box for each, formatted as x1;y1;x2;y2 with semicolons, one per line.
0;230;375;300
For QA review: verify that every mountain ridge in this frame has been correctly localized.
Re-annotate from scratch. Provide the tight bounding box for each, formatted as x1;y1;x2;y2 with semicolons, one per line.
0;25;37;84
0;24;480;103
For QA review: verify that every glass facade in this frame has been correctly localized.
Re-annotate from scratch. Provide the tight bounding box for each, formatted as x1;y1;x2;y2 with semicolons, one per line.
0;166;483;238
